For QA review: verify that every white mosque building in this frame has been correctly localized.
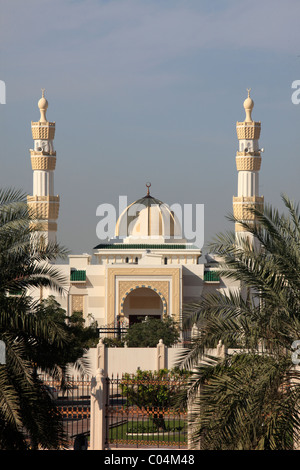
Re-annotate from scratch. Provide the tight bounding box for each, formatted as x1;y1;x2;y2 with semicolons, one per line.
26;89;264;339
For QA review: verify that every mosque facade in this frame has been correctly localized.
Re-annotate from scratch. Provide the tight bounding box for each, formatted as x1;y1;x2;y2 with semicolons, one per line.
27;90;263;339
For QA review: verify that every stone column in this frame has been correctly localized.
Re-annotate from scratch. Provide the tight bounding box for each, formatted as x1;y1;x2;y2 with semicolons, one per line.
97;338;106;370
90;368;107;450
216;339;226;358
89;339;107;450
156;339;166;370
191;323;199;339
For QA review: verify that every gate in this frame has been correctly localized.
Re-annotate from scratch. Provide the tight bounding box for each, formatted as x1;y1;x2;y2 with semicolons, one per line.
41;375;91;449
105;373;188;449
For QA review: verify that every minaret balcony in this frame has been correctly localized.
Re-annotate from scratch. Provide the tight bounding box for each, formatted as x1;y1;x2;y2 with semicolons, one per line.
30;154;56;171
236;155;261;171
29;221;57;232
236;121;261;140
233;196;264;220
31;121;55;140
27;195;60;220
30;149;56;156
236;150;261;157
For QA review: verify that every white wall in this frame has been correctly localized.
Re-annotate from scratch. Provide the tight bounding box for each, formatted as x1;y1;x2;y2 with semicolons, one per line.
69;344;189;377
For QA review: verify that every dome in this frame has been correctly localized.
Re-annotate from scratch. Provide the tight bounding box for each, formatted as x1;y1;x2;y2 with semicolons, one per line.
115;185;184;243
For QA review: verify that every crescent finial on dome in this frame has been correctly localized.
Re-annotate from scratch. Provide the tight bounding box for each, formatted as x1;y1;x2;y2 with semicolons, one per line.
146;182;151;197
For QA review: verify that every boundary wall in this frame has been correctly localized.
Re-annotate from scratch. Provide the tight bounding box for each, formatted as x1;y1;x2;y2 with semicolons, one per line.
88;339;226;450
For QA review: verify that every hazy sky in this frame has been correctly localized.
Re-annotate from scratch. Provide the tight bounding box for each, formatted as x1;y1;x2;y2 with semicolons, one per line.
1;0;300;257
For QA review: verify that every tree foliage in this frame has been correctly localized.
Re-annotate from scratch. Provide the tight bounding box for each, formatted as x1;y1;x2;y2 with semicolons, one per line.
177;195;300;450
0;188;73;449
36;296;99;373
124;316;180;347
120;368;189;431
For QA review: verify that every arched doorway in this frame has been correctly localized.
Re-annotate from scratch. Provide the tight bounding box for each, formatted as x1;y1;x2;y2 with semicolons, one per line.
122;287;163;326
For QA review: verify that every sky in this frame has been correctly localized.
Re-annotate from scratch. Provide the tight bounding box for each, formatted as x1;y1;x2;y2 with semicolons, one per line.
1;0;300;257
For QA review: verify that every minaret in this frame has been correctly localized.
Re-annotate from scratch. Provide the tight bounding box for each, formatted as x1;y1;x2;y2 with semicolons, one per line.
27;90;60;244
233;89;264;247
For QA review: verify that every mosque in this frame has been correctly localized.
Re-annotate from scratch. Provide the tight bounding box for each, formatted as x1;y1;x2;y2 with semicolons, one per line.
26;89;264;339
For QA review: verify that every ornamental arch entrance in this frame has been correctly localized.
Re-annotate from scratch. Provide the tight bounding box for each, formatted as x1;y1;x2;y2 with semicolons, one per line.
106;266;181;327
121;286;165;326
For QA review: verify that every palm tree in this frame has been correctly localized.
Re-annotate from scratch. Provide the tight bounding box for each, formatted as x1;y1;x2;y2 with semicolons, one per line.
0;188;72;449
177;194;300;450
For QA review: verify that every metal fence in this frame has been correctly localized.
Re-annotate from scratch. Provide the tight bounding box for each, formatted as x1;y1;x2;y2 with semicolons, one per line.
40;375;91;449
40;372;189;450
97;320;193;348
105;374;188;449
98;326;128;340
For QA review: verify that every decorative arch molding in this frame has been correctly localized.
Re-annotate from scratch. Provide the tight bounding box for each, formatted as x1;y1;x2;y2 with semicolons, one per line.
119;283;168;317
105;266;181;326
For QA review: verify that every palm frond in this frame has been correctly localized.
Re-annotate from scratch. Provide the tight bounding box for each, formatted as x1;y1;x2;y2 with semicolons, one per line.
179;194;300;449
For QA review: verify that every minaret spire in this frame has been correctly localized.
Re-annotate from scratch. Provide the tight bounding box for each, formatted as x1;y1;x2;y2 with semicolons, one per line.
27;90;60;245
233;90;264;247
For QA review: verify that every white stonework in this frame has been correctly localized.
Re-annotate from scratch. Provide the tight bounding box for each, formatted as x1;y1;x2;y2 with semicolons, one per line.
26;91;258;336
27;90;59;245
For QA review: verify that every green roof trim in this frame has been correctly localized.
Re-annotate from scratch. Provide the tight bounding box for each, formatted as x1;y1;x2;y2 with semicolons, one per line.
70;270;86;282
94;243;200;250
8;289;22;296
204;271;220;282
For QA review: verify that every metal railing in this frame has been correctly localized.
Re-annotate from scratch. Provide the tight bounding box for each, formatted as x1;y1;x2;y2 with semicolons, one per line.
40;375;91;449
105;374;188;449
98;326;128;340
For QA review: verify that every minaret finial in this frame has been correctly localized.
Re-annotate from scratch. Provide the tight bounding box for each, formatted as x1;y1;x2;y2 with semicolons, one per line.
38;89;48;122
146;182;151;196
243;88;254;122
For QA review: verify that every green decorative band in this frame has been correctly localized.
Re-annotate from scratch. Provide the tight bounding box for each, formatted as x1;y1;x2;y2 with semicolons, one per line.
94;243;199;250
